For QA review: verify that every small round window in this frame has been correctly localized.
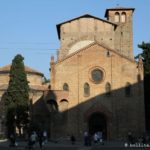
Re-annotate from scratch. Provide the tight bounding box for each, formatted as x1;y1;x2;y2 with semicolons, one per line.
91;69;103;83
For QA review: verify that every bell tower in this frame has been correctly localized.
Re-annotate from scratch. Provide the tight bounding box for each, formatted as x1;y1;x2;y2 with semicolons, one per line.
105;7;135;59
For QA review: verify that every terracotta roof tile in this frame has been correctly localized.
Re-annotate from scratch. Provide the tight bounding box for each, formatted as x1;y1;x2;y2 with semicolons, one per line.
0;64;43;76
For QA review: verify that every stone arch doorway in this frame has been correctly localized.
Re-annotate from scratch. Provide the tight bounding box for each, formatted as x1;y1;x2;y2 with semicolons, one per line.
47;99;58;112
88;112;107;139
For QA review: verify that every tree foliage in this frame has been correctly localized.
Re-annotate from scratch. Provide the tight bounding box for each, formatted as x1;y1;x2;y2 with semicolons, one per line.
42;76;50;84
138;42;150;131
4;54;30;136
138;42;150;75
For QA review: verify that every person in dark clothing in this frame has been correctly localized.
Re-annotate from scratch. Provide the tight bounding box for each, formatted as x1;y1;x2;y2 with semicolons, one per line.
70;135;76;144
87;134;92;146
9;134;16;147
27;132;37;150
38;132;44;149
84;131;88;146
127;132;134;144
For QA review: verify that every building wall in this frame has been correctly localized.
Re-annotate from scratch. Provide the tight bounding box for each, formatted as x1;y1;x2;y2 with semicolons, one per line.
0;74;9;84
0;73;43;86
58;18;115;60
51;43;145;139
107;10;133;59
58;9;134;61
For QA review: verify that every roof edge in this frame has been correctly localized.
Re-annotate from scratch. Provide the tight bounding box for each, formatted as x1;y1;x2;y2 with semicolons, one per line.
105;7;135;18
56;14;117;39
55;41;136;65
0;64;44;76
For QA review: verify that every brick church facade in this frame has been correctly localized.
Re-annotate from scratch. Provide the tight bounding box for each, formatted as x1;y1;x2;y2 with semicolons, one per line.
0;7;145;140
48;7;145;140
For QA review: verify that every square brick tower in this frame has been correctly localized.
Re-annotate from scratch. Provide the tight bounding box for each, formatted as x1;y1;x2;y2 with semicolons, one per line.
105;7;134;59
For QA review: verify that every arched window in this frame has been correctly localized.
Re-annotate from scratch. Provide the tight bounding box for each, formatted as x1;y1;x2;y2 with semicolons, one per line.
48;85;51;89
105;82;111;96
125;82;132;96
84;82;90;97
63;83;69;91
121;12;126;23
59;99;68;112
106;50;110;57
47;99;58;112
115;12;120;23
137;74;141;82
59;99;68;122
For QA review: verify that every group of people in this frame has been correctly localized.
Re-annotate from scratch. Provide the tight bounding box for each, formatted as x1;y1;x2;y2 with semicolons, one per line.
28;130;48;149
93;131;103;144
127;131;150;144
84;131;104;146
9;130;48;149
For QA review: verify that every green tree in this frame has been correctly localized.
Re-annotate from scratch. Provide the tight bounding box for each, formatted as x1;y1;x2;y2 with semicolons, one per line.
138;42;150;132
4;54;30;136
42;76;50;84
138;42;150;75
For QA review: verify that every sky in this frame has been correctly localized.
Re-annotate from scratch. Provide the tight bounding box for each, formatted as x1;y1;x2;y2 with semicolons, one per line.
0;0;150;79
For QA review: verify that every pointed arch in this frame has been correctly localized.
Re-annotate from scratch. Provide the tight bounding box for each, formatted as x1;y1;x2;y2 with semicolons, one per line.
59;99;69;112
105;82;111;96
115;12;120;23
125;82;132;96
63;83;69;91
121;12;126;23
84;82;90;97
59;99;69;123
47;99;58;112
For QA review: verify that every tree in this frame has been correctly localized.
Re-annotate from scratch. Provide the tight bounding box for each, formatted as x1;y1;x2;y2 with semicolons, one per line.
42;76;50;84
138;42;150;75
138;42;150;132
4;54;30;136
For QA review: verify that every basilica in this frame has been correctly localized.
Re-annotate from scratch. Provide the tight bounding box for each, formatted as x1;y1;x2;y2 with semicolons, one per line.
0;7;145;140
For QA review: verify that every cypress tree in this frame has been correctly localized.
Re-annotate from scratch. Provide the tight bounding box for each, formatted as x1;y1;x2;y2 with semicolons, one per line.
4;54;30;136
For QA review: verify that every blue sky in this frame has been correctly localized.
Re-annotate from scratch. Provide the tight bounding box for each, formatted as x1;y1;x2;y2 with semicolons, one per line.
0;0;150;79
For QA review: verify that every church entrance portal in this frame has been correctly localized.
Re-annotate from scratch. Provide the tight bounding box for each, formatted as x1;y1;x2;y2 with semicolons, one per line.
88;113;107;139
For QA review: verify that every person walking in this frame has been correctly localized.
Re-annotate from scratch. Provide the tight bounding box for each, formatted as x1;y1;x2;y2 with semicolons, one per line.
70;134;76;144
38;132;44;149
9;134;16;147
28;131;37;150
43;130;48;144
94;132;98;143
84;131;88;146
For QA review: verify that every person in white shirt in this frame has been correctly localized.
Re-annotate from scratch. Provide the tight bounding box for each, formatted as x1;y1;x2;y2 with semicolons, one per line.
94;132;98;143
